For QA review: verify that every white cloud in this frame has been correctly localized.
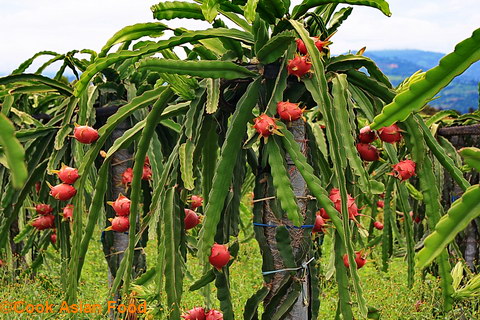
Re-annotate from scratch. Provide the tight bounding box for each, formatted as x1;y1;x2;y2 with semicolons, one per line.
0;0;155;72
327;1;480;55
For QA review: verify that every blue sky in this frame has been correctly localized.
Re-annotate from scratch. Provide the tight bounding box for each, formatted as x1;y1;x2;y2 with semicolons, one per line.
0;0;479;74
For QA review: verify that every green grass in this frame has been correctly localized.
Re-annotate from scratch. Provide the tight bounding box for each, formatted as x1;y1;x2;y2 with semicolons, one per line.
1;230;479;319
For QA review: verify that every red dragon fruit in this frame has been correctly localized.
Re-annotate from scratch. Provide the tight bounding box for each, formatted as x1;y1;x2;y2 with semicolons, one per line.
295;37;331;55
35;181;41;194
121;165;151;185
373;221;384;230
108;194;131;216
378;124;402;143
277;101;304;122
63;204;74;220
31;214;55;231
35;203;54;216
296;38;308;54
142;165;152;181
107;216;130;232
358;126;377;143
49;183;77;201
53;165;80;184
314;38;331;51
253;114;278;138
190;195;203;210
391;160;416;181
329;188;359;220
312;214;327;233
356;143;380;161
343;251;367;269
287;55;312;79
73;125;99;144
184;209;201;230
121;168;133;186
205;309;223;320
209;244;231;270
182;307;206;320
317;208;330;220
50;233;57;244
409;211;422;224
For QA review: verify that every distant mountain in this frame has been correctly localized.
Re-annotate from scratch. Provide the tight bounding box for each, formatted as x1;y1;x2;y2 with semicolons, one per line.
2;49;478;113
364;50;480;113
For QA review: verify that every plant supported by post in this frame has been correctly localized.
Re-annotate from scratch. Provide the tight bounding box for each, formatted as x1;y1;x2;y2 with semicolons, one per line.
0;0;480;319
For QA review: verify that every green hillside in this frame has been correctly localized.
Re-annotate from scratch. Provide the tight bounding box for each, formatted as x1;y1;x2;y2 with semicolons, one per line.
365;50;480;113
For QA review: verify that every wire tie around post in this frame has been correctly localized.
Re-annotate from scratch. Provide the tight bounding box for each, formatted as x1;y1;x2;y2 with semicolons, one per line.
261;257;315;276
253;222;314;229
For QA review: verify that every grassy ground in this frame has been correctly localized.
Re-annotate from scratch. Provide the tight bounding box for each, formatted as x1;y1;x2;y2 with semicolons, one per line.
0;231;478;319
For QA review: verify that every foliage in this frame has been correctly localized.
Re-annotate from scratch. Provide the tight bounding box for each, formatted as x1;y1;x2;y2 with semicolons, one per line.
0;0;479;319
